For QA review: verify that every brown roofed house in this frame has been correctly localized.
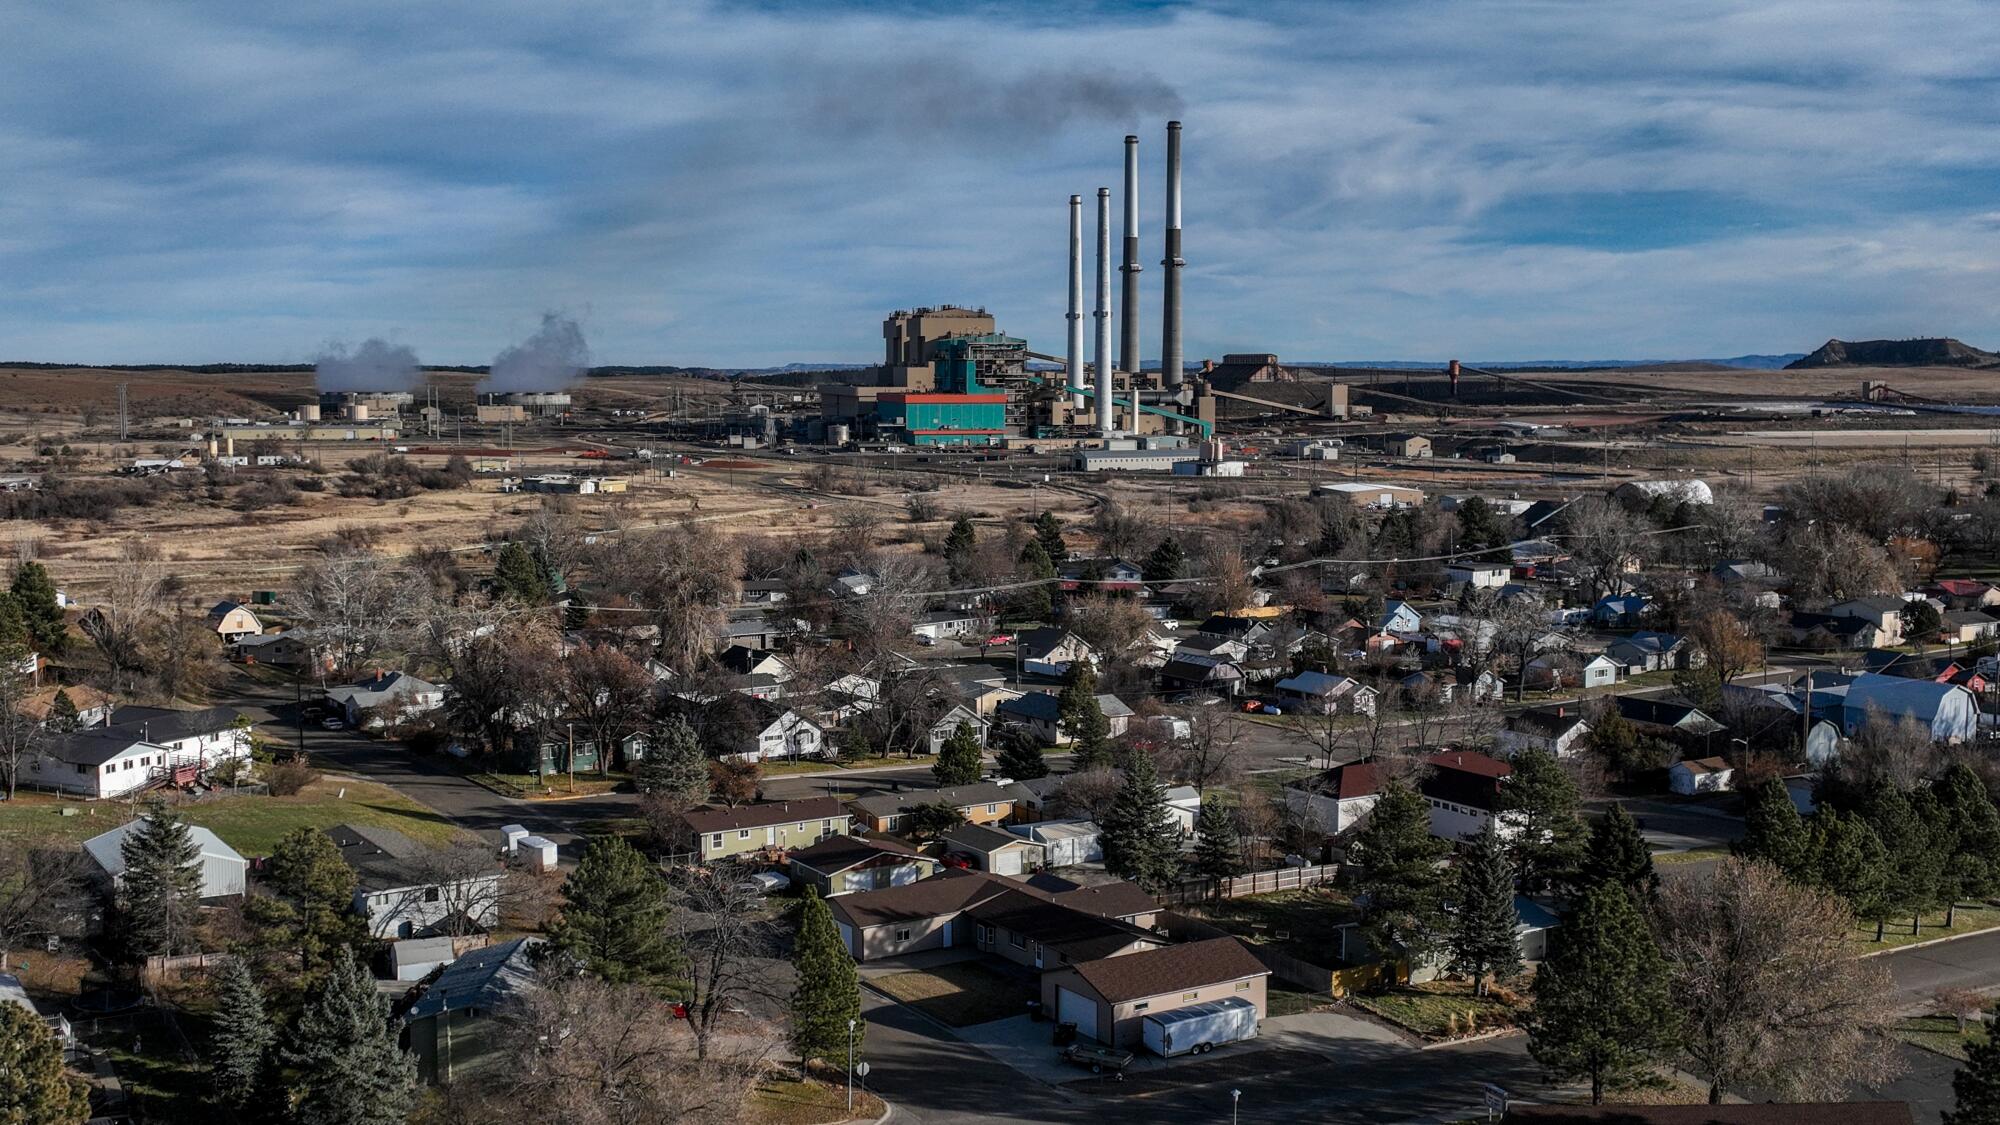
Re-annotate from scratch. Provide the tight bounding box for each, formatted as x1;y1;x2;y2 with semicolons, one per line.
1041;937;1270;1049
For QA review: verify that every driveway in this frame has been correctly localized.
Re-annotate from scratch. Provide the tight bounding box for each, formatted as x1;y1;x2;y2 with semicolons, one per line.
1612;797;1746;853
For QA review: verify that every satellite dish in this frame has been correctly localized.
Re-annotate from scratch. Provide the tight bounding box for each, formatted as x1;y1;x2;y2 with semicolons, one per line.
855;1062;871;1078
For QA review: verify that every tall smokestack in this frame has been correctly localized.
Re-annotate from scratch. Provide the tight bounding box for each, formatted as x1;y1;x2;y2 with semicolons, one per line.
1095;188;1114;436
1161;120;1184;392
1066;195;1085;411
1119;135;1142;377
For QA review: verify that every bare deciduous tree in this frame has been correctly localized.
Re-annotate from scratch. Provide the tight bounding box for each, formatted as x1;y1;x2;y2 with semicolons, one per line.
669;865;784;1062
0;847;89;969
1655;857;1899;1104
594;525;742;674
1561;497;1652;605
559;643;657;770
1158;708;1247;789
292;551;412;679
1063;593;1156;660
0;659;46;800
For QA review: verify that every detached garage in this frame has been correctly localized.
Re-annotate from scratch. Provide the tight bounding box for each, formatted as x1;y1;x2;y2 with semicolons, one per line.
943;823;1043;877
1039;937;1270;1050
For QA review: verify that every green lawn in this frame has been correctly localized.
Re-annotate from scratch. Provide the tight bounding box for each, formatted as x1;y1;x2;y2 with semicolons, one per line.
749;1074;884;1125
872;961;1037;1028
1192;888;1360;964
1855;904;2000;952
1651;846;1732;866
1898;1014;1990;1062
470;769;627;798
1348;981;1523;1040
0;776;462;855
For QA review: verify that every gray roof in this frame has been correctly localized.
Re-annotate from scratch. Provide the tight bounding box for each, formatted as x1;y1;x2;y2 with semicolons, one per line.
326;823;432;890
404;937;542;1021
37;728;160;768
849;782;1018;818
944;822;1036;854
84;819;244;876
326;671;441;708
107;705;244;745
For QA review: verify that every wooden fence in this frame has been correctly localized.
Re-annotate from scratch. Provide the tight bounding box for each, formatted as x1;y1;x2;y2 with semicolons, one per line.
1154;863;1340;906
1160;908;1353;994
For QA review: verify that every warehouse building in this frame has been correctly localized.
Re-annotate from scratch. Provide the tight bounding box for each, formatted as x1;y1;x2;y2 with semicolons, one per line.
1075;448;1200;472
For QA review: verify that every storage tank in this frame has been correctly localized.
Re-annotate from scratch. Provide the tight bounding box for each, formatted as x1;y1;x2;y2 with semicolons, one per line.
826;423;850;447
299;404;322;422
1139;997;1259;1058
348;403;370;421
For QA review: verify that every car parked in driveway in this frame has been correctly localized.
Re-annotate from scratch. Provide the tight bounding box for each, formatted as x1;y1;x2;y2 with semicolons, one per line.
319;716;346;730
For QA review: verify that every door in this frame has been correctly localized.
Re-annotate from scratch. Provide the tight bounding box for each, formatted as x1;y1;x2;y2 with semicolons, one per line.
1057;987;1099;1042
993;848;1024;876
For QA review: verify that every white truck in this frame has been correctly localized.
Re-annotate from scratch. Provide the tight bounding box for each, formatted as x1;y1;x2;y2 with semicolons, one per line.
1139;997;1259;1058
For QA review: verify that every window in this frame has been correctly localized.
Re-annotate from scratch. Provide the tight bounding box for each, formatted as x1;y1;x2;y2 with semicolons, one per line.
424;887;441;903
1133;1002;1149;1012
738;829;751;840
1234;981;1252;992
711;833;724;848
1010;932;1025;949
1182;991;1199;1001
985;804;997;814
894;928;912;942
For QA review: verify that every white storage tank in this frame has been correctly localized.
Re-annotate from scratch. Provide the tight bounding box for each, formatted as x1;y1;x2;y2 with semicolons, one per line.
1139;997;1259;1058
518;835;558;873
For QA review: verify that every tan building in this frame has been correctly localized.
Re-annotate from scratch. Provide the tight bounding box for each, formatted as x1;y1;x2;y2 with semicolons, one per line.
848;782;1019;834
204;601;264;642
1040;937;1270;1049
676;797;850;863
1315;481;1426;509
474;403;528;423
1383;433;1433;458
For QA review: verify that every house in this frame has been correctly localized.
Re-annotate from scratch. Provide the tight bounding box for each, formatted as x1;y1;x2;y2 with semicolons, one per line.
1162;786;1205;837
326;824;503;939
1284;760;1383;836
1159;654;1246;697
15;683;114;729
829;567;877;597
83;819;246;899
995;691;1132;745
1040;937;1270;1049
1925;578;2000;610
1668;756;1734;795
1616;697;1724;738
717;644;794;693
1382;433;1433;459
109;704;249;763
924;704;990;755
1446;562;1511;590
713;700;825;762
1274;670;1378;716
1606;632;1699;674
24;705;251;797
1420;750;1520;842
739;578;790;605
1578;653;1620;689
1828;596;1909;646
402;937;542;1084
913;608;991;641
325;671;445;729
1789;611;1885;651
1514;896;1562;962
1010;820;1104;867
965;889;1168;971
677;798;851;864
849;783;1020;834
1017;628;1098;678
1590;594;1652;628
788;835;938;897
936;665;1025;718
1502;1104;1913;1125
1376;600;1423;635
1496;706;1592;759
943;822;1045;876
1713;559;1781;586
1043;879;1159;927
1174;633;1250;663
232;628;327;669
1943;610;2000;645
1839;673;1980;741
1194;615;1277;646
1404;667;1503;707
205;600;264;642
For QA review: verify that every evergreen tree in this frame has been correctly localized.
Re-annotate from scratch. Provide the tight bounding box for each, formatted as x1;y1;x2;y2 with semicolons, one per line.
1735;777;1809;877
932;722;984;786
282;949;415;1125
1865;787;1943;936
1453;496;1512;555
1142;537;1185;583
836;721;871;764
791;889;863;1068
1578;804;1658;903
944;517;977;583
45;687;81;733
207;955;275;1117
1014;539;1055;620
1526;881;1677;1104
119;803;206;958
1501;747;1586;895
1058;662;1111;769
0;592;27;651
1348;781;1450;962
1806;807;1892;937
993;729;1048;781
1189;798;1243;883
634;715;709;802
907;801;965;840
1941;764;2000;926
547;835;679;983
1947;1021;2000;1125
0;1001;89;1124
493;541;550;606
9;561;67;654
1099;751;1183;891
265;826;364;972
1034;511;1067;564
1448;822;1521;996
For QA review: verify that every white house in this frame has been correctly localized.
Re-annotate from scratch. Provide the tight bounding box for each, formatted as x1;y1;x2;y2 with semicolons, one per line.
1495;706;1592;759
25;705;251;798
83;819;247;899
727;704;826;762
1010;820;1104;867
1274;671;1378;716
1668;756;1734;795
1420;751;1522;842
925;705;990;755
1445;562;1511;590
1283;761;1383;836
1376;600;1423;635
325;671;445;728
1579;654;1620;689
996;691;1133;745
914;609;991;642
1017;629;1098;678
328;823;503;939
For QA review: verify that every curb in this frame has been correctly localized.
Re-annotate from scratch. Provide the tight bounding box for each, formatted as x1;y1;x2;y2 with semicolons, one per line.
1861;922;2000;959
1417;1026;1523;1051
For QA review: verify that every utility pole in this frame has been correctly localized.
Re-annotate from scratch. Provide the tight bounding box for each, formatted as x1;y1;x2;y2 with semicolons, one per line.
118;383;129;442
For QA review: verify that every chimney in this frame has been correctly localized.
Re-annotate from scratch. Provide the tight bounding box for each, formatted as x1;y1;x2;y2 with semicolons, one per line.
1449;359;1461;396
1119;134;1142;377
1095;187;1114;436
1066;195;1085;412
1161;120;1184;391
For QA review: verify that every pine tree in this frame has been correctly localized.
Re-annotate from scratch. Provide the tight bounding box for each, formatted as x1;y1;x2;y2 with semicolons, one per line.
1034;511;1067;564
634;715;709;801
266;826;364;972
207;955;274;1116
0;593;28;651
1735;776;1809;877
792;888;863;1069
1501;747;1586;895
1526;881;1677;1104
45;687;81;733
1348;781;1450;963
1865;787;1943;936
1142;538;1185;583
548;835;679;983
1941;764;2000;926
1448;822;1521;996
1058;662;1111;769
493;541;549;606
119;802;206;959
1806;807;1892;938
1099;751;1183;891
282;948;415;1125
993;729;1048;781
1189;798;1243;883
932;722;983;786
1578;804;1658;902
907;801;966;840
836;721;871;764
1947;1021;2000;1125
944;517;977;583
1014;539;1056;620
9;561;67;655
0;1001;89;1124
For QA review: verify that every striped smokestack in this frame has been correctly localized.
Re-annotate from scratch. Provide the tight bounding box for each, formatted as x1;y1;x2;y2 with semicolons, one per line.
1161;120;1184;391
1119;134;1141;377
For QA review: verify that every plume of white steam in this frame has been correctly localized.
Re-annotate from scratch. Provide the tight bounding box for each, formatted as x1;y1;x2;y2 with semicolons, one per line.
314;337;423;392
486;314;591;392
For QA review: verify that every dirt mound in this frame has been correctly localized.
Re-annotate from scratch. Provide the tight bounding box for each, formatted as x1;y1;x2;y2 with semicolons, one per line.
1786;338;1999;369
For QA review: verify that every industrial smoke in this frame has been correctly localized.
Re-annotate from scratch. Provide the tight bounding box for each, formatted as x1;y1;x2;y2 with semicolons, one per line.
486;313;591;392
314;338;422;392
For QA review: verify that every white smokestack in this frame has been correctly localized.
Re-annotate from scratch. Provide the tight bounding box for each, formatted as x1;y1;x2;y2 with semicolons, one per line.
1120;134;1141;377
1095;187;1113;437
1161;120;1184;392
1066;195;1084;411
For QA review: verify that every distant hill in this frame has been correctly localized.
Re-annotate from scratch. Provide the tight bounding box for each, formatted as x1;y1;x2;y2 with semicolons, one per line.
1786;338;1999;370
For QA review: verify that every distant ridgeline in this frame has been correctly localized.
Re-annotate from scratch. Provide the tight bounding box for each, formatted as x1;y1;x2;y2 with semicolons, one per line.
1786;338;2000;369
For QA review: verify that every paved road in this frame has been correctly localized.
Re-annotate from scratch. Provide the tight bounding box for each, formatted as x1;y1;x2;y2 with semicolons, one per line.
1883;928;2000;1002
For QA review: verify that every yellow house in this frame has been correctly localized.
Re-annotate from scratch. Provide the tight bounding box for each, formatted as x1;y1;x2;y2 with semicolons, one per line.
848;783;1018;835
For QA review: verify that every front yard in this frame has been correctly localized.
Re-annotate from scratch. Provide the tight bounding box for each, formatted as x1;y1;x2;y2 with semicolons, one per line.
871;961;1037;1028
748;1072;885;1125
0;775;461;854
1897;1014;1990;1062
1347;980;1524;1040
1189;888;1360;964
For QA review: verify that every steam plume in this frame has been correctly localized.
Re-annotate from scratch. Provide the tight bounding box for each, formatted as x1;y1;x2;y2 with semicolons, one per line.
314;338;422;392
486;313;590;392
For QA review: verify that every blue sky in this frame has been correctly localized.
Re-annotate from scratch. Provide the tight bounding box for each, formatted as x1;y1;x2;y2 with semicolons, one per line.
3;0;1999;367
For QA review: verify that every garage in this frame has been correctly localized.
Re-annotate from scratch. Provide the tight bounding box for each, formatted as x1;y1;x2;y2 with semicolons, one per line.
1056;986;1099;1043
991;847;1026;877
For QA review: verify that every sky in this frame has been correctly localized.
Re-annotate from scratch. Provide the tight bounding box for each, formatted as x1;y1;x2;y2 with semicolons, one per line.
3;0;1999;368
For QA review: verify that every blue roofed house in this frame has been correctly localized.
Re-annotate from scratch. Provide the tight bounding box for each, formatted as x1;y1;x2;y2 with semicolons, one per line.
1591;594;1652;628
1839;673;1979;742
1377;600;1423;635
401;937;542;1084
1275;670;1378;716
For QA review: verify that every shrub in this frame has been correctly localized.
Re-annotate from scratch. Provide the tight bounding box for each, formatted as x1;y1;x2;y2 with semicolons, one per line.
264;755;320;796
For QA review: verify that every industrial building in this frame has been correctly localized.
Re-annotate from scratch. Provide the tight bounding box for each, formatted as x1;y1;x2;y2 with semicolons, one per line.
1316;481;1426;509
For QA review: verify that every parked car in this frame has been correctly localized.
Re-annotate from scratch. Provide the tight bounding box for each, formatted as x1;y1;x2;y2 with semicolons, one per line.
319;717;347;731
916;634;938;647
986;634;1015;646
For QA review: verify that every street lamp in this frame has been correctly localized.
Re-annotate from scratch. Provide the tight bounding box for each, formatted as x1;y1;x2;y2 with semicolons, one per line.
1232;1088;1242;1125
847;1017;858;1113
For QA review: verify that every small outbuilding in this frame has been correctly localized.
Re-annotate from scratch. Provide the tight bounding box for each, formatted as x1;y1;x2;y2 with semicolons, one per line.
84;819;246;900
